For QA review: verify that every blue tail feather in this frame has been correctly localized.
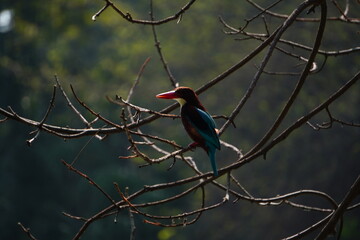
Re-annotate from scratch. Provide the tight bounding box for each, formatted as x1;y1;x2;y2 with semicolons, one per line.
208;148;218;176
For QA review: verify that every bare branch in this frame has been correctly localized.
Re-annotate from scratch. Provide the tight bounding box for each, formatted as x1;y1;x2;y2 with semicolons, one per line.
92;1;110;21
95;0;197;25
18;222;38;240
150;0;178;88
126;57;151;102
61;160;119;210
3;1;359;240
26;84;57;146
245;0;328;158
316;174;360;240
55;75;95;127
245;0;360;23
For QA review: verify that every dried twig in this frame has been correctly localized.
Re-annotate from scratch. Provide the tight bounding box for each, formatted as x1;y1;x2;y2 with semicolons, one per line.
55;75;97;128
61;160;119;210
149;0;178;88
26;84;57;146
95;0;197;25
316;174;360;240
245;0;328;158
3;1;359;240
18;222;38;240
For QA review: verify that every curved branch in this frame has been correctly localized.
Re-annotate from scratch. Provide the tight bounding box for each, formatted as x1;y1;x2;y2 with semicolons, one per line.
246;0;360;23
97;0;197;25
245;0;328;157
315;174;360;240
224;69;359;175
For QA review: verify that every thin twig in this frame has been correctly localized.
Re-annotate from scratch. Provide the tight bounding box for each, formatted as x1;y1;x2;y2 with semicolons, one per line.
92;2;110;21
219;0;313;137
61;160;119;210
62;212;88;222
149;0;178;87
245;0;360;23
27;84;57;146
244;0;327;158
126;57;151;103
18;222;38;240
55;75;95;127
99;0;197;25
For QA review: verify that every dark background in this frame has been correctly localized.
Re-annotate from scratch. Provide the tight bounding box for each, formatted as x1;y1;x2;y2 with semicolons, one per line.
1;1;359;239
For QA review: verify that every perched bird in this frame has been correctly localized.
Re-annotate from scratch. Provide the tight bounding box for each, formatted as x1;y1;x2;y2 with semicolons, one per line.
156;87;221;176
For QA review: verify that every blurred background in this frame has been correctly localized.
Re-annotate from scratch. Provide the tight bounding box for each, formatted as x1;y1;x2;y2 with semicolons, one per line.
0;0;359;239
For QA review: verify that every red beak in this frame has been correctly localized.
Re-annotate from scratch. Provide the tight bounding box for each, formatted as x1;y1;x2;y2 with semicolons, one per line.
156;90;179;99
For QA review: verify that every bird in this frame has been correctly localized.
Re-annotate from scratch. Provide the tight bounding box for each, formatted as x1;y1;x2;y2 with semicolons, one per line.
156;87;221;176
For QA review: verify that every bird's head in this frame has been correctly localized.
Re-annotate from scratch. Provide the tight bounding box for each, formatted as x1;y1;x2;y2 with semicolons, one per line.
156;87;205;109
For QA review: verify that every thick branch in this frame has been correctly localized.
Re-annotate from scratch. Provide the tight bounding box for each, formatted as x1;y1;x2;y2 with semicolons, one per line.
315;174;360;240
245;0;328;157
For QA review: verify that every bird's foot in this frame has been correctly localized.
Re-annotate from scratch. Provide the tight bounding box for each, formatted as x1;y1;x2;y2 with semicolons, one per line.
188;142;199;151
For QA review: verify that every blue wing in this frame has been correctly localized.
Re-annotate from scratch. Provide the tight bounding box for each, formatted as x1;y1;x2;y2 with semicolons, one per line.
184;107;220;150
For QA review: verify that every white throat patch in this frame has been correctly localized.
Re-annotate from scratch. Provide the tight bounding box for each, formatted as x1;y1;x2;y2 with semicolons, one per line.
175;98;186;106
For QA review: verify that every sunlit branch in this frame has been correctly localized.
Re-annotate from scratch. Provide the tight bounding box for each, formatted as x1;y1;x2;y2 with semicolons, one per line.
108;96;179;119
2;0;359;240
95;0;197;25
18;222;38;240
26;85;57;146
220;17;360;58
246;0;360;23
307;107;360;130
